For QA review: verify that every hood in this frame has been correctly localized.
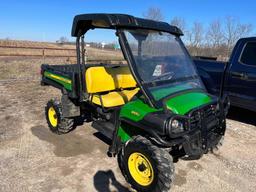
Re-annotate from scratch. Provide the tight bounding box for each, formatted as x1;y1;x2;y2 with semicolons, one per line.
164;92;212;115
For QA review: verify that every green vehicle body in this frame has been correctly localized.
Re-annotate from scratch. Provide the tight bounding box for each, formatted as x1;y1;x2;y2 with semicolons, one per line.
41;13;230;192
118;89;212;142
42;71;213;144
42;64;222;148
41;13;229;162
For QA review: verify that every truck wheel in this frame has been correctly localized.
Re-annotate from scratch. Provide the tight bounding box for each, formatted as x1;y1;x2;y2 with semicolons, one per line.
45;99;74;134
118;136;174;192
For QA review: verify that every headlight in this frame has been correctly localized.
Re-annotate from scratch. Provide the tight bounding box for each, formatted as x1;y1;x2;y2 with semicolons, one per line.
169;119;185;133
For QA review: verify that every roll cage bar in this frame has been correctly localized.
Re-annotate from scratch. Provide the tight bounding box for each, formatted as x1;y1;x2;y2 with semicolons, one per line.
72;13;183;108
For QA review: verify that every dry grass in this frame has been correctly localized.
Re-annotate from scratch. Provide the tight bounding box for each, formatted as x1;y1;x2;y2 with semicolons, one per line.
0;58;71;80
0;39;123;59
0;39;75;49
0;40;125;80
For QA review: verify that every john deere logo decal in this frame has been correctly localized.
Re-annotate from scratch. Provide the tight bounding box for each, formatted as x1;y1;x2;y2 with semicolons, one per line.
131;111;140;116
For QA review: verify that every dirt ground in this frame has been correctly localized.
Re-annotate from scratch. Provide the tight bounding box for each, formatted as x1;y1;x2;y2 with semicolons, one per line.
0;80;256;192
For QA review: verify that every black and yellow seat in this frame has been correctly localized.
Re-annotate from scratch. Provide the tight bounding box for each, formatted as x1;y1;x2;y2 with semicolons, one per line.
85;66;139;107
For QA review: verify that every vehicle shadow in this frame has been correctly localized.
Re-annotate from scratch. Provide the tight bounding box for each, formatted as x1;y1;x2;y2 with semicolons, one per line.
93;170;130;192
227;106;256;126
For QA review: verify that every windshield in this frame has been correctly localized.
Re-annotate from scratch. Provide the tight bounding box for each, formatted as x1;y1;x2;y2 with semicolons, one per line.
124;29;205;101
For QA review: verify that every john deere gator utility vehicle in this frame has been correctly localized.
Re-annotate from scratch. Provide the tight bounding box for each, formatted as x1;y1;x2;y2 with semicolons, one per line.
41;14;229;192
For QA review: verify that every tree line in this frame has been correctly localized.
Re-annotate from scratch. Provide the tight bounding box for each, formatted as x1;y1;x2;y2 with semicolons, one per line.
144;7;253;61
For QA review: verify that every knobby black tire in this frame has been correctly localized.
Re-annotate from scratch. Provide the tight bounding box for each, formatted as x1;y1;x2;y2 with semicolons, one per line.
210;135;224;154
118;136;175;192
45;99;74;135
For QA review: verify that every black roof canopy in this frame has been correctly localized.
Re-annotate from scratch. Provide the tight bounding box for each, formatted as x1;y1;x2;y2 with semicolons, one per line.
71;13;183;37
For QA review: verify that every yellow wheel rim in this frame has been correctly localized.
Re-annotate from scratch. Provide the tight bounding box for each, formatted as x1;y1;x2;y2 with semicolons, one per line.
128;152;154;186
48;107;58;127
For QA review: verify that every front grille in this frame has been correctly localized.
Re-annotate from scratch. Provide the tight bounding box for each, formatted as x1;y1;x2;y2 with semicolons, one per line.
190;110;200;129
189;103;220;130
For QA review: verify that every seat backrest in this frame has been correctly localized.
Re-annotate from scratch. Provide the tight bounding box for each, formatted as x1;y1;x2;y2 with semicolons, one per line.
85;66;137;93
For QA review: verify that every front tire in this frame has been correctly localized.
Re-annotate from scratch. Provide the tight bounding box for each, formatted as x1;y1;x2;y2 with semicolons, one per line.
45;99;75;135
210;135;224;154
118;136;174;192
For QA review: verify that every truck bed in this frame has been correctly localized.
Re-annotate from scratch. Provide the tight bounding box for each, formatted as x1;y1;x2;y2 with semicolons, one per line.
194;59;227;95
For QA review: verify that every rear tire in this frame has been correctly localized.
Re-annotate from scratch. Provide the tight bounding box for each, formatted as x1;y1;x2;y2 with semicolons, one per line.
45;99;75;135
118;136;174;192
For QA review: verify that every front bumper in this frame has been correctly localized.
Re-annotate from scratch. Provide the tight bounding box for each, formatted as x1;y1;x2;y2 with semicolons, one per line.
148;100;227;151
177;100;226;158
182;129;223;158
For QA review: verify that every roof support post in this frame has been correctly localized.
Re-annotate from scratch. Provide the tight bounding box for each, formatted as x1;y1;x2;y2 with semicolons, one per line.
76;36;84;101
81;35;85;65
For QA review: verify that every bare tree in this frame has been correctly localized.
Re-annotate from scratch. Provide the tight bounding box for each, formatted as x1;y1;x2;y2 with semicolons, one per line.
189;22;204;47
170;17;186;32
224;16;252;54
170;17;188;42
143;7;164;21
187;22;204;55
206;20;224;47
141;9;254;60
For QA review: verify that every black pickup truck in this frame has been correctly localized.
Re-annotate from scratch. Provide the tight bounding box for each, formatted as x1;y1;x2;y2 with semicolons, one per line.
194;37;256;112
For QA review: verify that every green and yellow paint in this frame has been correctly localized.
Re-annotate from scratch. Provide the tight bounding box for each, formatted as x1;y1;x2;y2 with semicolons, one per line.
44;71;72;91
118;86;212;142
